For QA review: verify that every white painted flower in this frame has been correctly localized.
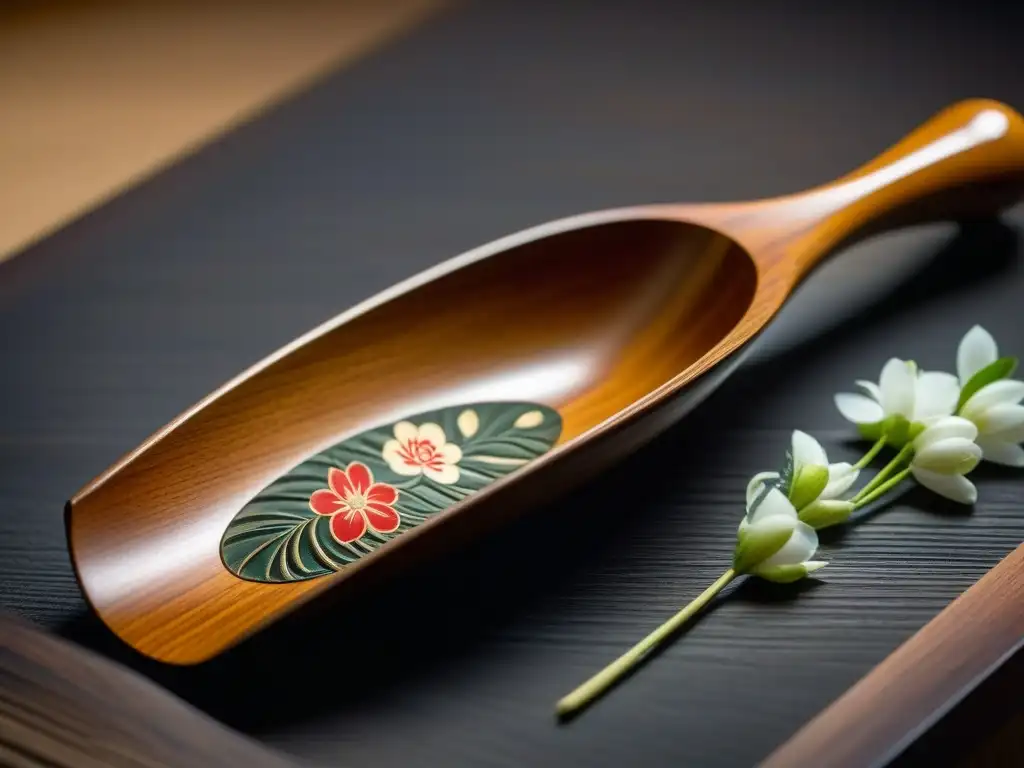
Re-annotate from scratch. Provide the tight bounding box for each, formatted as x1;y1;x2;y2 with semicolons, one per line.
955;325;1024;467
736;486;826;583
745;430;857;529
834;358;959;445
382;421;462;484
909;416;982;504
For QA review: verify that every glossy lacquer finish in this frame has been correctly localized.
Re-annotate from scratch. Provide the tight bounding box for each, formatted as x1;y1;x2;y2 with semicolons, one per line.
66;99;1024;664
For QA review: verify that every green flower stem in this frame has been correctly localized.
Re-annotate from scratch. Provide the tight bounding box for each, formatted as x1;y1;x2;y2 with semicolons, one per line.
555;568;737;719
854;435;888;469
850;444;914;504
852;468;911;509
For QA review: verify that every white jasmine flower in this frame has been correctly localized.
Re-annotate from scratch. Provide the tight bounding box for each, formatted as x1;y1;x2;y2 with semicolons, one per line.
955;325;1024;467
736;486;826;583
909;416;982;504
834;358;959;446
745;430;857;529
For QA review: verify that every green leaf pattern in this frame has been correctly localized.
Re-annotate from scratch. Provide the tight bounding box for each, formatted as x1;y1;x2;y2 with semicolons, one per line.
220;402;562;583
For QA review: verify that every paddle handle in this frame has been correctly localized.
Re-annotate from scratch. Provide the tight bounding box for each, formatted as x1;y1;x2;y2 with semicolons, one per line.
698;99;1024;284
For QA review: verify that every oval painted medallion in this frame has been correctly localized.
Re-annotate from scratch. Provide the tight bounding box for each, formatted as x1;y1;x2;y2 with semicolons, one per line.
220;401;562;583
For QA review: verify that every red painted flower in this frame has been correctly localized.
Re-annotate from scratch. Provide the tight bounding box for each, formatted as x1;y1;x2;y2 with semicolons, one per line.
309;462;400;544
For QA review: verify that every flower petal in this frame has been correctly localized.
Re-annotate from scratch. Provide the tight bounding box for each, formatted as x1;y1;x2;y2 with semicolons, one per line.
910;467;978;504
367;482;398;505
974;402;1024;435
962;379;1024;418
457;409;479;438
309;488;344;516
327;467;353;499
514;410;545;429
913;436;982;474
822;462;859;499
913;371;960;421
734;515;794;573
976;437;1024;467
791;430;827;469
393;420;418;443
835;393;885;425
330;509;367;543
382;439;422;475
438;442;463;464
855;379;882;402
913;416;978;451
745;471;779;509
364;503;401;534
424;462;460;485
416;422;447;448
747;486;797;524
986;419;1024;445
957;325;998;384
798;499;854;529
752;563;805;584
789;465;830;511
346;462;372;494
879;358;916;417
760;521;819;568
754;561;825;584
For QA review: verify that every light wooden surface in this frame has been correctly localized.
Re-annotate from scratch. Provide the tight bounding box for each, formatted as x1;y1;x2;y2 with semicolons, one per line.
0;0;447;262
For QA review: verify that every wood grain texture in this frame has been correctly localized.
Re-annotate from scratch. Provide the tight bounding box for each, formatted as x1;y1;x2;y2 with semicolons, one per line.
891;644;1024;767
0;612;295;767
4;2;1024;765
0;0;448;262
65;98;1024;664
761;541;1024;767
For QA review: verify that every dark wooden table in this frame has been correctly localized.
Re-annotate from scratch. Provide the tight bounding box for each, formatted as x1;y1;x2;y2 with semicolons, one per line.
1;1;1022;765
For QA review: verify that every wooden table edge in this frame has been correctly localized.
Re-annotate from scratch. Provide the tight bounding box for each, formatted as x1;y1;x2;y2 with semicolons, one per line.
760;541;1024;767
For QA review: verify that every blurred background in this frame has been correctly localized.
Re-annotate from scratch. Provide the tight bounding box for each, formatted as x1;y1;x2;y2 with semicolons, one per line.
0;0;445;262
